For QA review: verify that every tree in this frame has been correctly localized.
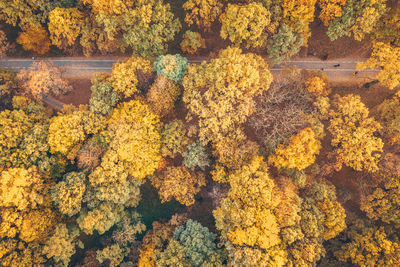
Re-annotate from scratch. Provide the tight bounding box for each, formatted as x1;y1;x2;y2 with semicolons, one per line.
153;239;192;266
220;3;271;48
0;166;51;211
334;219;400;266
281;0;317;45
183;143;210;171
17;61;72;99
146;76;182;118
328;94;383;172
357;42;400;90
373;93;400;145
43;224;80;266
161;120;190;158
0;30;11;58
318;0;347;26
77;202;124;235
152;166;206;206
88;149;143;206
213;156;281;250
89;73;119;115
85;0;181;57
305;76;330;97
180;31;206;55
327;0;387;41
173;219;217;266
0;68;18;99
0;0;55;30
154;54;188;83
16;26;51;55
107;99;162;179
48;7;84;50
51;172;86;216
267;23;304;64
183;47;273;144
47;110;105;159
212;128;259;172
183;0;224;31
268;128;321;171
96;244;127;267
361;174;400;226
109;56;153;98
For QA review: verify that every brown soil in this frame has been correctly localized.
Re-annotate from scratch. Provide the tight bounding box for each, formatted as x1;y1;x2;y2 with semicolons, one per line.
57;77;92;106
302;20;372;60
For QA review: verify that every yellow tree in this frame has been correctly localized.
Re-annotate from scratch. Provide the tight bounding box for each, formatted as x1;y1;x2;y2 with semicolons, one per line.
328;94;383;172
268;128;322;171
109;56;153;98
183;0;224;31
281;0;317;45
213;156;283;260
107;99;162;180
183;47;273;144
152;166;206;206
220;3;271;48
318;0;346;26
357;42;400;90
47;109;105;160
81;0;134;14
48;8;84;50
16;26;51;55
0;166;51;211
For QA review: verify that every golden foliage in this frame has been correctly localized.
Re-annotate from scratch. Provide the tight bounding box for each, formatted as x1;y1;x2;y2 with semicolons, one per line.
152;166;206;206
82;0;135;14
357;42;400;90
19;208;58;243
318;0;346;26
317;198;346;240
328;94;383;172
138;243;155;267
214;156;281;250
48;8;84;50
269;128;321;171
109;56;153;98
183;0;223;30
108;99;162;180
220;3;270;48
0;166;50;211
16;26;51;55
281;0;317;45
305;76;330;97
183;47;273;144
374;93;400;145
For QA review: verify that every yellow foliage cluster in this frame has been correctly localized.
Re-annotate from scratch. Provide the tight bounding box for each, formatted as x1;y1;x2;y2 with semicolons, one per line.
152;166;206;206
109;56;153;98
329;94;383;172
318;0;346;26
48;110;105;159
82;0;135;15
16;26;51;55
317;198;346;240
269;128;321;171
0;166;50;211
374;93;400;145
357;42;400;90
281;0;317;45
183;47;273;144
48;8;84;49
138;243;155;267
305;76;330;97
214;156;281;250
183;0;223;30
108;99;162;180
220;3;270;48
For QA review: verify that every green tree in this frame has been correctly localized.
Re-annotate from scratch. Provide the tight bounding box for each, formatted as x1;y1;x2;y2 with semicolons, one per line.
183;143;210;171
173;219;217;266
89;73;119;115
154;54;188;82
161;120;190;158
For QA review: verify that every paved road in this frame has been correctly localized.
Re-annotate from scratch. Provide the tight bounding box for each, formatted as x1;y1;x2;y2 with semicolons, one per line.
0;57;380;83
